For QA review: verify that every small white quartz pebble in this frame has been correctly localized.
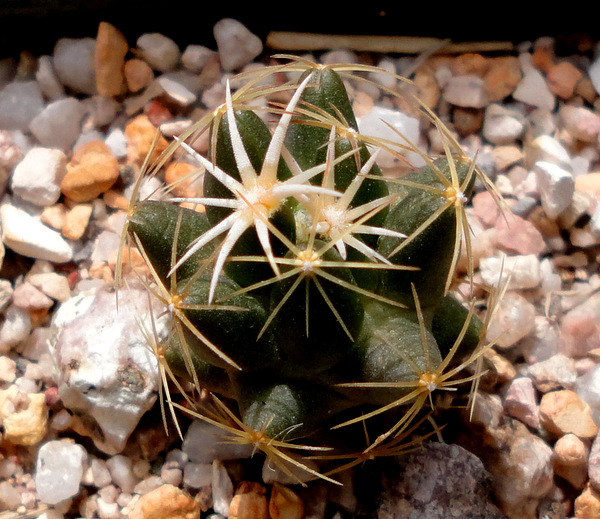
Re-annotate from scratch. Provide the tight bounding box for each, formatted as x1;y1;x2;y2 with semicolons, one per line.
213;18;263;71
211;460;233;516
0;304;32;353
1;201;74;263
136;33;181;72
181;420;253;464
29;97;85;150
34;439;88;505
183;462;212;489
479;253;541;290
106;455;139;494
52;37;97;95
486;291;537;349
534;160;575;219
442;75;489;108
181;44;217;73
10;147;67;206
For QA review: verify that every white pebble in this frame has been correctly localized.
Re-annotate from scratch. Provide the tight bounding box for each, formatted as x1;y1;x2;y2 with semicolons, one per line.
34;439;88;505
29;97;85;150
181;420;253;464
106;455;138;494
183;462;212;489
136;33;181;72
11;147;67;206
52;37;97;95
486;291;537;349
0;355;16;383
442;75;489;108
28;271;71;302
181;44;217;73
482;104;527;144
479;253;541;290
513;59;555;110
1;201;74;263
213;18;263;72
534;160;575;219
91;458;113;488
0;304;32;352
358;106;421;169
211;460;233;516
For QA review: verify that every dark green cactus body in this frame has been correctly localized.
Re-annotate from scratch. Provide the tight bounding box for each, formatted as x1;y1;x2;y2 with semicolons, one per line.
126;63;486;458
127;200;215;284
269;240;365;376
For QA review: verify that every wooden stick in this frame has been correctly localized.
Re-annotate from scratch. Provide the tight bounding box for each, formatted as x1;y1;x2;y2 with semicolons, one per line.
266;31;514;54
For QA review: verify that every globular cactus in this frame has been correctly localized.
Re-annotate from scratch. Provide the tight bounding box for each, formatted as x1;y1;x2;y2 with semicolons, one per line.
119;57;498;482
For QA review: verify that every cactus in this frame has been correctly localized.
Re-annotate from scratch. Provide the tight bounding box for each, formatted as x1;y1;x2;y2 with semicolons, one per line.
119;57;499;482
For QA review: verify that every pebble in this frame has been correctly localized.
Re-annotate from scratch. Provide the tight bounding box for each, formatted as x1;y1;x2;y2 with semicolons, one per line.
29;96;84;150
12;281;54;310
534;160;575;219
357;105;421;169
378;442;504;519
181;44;218;73
106;455;139;493
35;55;66;100
61;140;120;202
136;33;181;73
512;62;556;110
575;484;600;519
0;355;16;383
493;211;547;256
212;461;234;516
559;104;600;143
1;200;74;263
483;56;522;102
28;271;71;303
182;462;212;489
539;389;598;439
482;103;527;144
62;202;93;240
123;58;155;93
129;484;199;519
0;384;48;445
95;21;129;97
479;253;541;291
269;483;305;519
124;114;169;166
503;376;540;429
525;133;571;168
50;281;165;454
442;74;489;108
213;18;263;72
0;80;45;130
528;353;577;392
228;482;269;519
52;37;97;95
485;290;537;349
547;61;583;99
10;147;67;206
181;420;254;464
34;439;88;505
553;433;589;489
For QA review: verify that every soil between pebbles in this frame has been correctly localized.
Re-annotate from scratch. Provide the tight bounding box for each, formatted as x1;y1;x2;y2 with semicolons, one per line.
0;17;599;519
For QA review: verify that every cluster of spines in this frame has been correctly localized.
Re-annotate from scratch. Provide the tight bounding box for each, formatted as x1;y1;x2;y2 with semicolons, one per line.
117;56;502;483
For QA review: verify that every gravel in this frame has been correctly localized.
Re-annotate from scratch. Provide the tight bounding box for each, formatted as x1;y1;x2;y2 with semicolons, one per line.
0;15;599;519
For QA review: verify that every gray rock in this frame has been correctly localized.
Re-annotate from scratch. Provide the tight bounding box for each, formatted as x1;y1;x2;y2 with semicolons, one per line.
377;442;505;519
0;81;45;131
